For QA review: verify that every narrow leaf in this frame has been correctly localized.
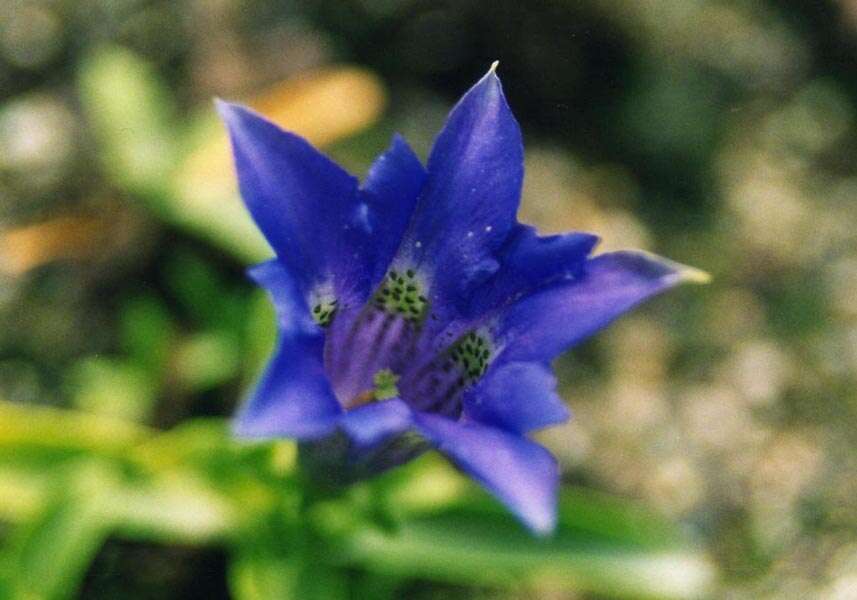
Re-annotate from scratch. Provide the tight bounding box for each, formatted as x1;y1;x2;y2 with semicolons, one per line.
333;487;715;600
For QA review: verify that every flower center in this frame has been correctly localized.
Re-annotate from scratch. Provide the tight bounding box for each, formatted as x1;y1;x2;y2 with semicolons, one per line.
321;268;493;417
397;329;493;417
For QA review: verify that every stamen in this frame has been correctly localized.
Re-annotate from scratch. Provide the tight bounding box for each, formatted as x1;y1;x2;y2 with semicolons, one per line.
397;329;494;417
323;268;492;420
448;331;492;382
373;369;399;400
310;298;338;327
372;268;428;324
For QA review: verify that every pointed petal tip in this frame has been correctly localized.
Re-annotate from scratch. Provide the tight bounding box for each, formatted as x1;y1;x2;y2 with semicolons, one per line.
465;61;503;97
214;100;275;134
574;231;601;258
608;249;712;285
214;99;260;135
214;97;241;121
514;470;558;536
480;60;502;87
679;265;712;285
529;510;557;536
415;414;560;537
652;252;712;285
388;132;414;153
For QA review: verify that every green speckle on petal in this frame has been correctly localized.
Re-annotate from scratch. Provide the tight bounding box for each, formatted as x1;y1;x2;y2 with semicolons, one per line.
373;369;400;400
311;297;338;327
372;268;428;323
449;331;493;382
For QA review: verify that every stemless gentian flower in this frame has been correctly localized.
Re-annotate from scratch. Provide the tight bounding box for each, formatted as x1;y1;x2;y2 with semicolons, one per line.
218;64;707;534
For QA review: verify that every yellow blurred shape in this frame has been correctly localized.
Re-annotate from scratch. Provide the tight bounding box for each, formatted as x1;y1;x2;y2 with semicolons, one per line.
269;440;297;476
0;216;107;275
385;454;467;515
252;67;386;147
173;66;386;262
0;398;149;454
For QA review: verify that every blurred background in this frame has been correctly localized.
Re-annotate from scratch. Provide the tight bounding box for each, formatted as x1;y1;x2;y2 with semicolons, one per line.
1;1;856;598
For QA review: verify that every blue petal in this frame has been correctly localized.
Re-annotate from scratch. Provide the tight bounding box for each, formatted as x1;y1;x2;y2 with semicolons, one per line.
360;134;427;285
467;225;599;317
217;101;371;302
248;259;317;332
396;65;524;322
463;361;570;434
495;250;710;364
338;398;413;449
233;334;341;439
234;261;341;439
415;413;559;534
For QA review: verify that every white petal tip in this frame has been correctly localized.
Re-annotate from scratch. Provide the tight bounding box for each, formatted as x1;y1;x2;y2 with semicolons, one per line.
679;266;712;285
529;518;556;537
489;60;500;74
213;97;232;115
611;249;711;286
214;98;245;125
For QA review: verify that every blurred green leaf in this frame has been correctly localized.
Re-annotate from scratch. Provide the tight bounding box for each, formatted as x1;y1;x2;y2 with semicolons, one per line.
77;46;178;207
0;402;291;546
349;572;401;600
230;526;347;600
0;400;149;460
333;487;715;600
77;47;389;264
0;463;117;600
174;331;240;392
77;45;270;262
119;294;176;382
0;401;713;599
242;289;277;383
0;464;50;522
164;250;226;325
105;470;238;545
68;357;157;423
230;543;299;600
554;486;683;549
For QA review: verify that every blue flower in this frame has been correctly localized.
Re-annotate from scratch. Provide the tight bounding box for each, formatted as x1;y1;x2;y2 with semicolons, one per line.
218;64;707;534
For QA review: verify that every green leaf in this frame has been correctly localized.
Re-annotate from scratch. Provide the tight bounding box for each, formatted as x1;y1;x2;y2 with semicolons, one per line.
77;48;389;264
349;572;402;600
333;487;715;600
230;543;299;600
173;331;241;392
0;463;51;522
229;524;347;600
0;400;150;460
77;46;178;208
77;45;268;262
242;289;277;383
0;463;117;600
68;357;157;423
231;555;347;600
119;294;176;383
105;470;238;545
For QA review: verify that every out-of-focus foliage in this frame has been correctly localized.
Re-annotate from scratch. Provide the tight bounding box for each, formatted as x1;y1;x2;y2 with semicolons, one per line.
0;400;711;599
0;1;855;598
